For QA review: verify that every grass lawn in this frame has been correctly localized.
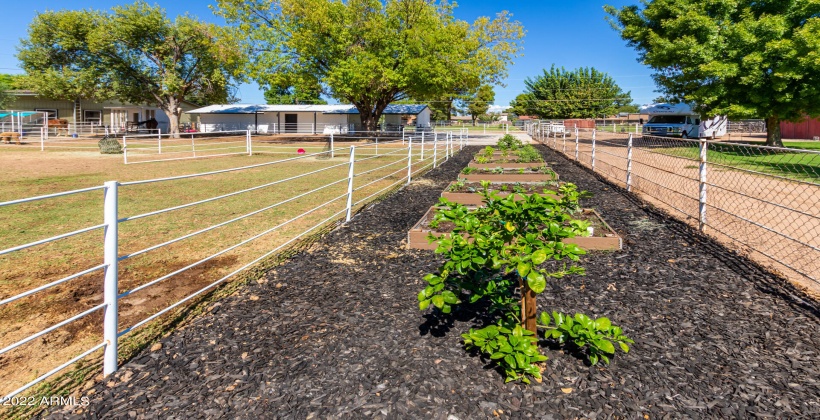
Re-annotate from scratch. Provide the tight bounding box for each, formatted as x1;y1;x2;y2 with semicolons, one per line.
0;138;436;396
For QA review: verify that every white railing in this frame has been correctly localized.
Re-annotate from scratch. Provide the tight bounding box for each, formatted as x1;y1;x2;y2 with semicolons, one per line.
0;131;466;401
534;127;820;288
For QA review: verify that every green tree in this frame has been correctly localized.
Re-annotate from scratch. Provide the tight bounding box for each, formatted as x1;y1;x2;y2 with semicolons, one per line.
606;1;820;146
18;2;242;135
508;92;535;117
0;82;13;109
214;0;524;131
264;85;327;104
520;65;632;119
17;10;112;122
464;85;495;126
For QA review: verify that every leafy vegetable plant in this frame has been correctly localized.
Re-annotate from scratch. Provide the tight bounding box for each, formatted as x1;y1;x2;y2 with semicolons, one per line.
497;134;524;151
540;312;634;366
463;323;547;383
461;167;477;175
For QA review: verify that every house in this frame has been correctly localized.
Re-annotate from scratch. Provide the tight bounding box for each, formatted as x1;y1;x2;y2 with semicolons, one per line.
186;104;432;134
3;90;198;133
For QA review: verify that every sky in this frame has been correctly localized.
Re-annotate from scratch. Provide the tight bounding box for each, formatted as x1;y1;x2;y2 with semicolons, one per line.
0;1;658;110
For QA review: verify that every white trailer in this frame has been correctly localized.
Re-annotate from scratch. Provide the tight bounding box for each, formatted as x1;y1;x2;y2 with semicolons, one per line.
641;103;727;139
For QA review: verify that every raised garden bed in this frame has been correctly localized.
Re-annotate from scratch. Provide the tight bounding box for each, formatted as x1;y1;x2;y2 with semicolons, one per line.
441;180;562;206
467;160;545;169
407;206;621;251
461;167;559;183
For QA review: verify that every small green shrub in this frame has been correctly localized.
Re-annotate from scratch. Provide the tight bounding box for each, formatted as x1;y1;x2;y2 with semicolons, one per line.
516;145;543;163
476;156;489;164
497;134;524;151
540;312;634;366
461;167;477;175
463;323;547;383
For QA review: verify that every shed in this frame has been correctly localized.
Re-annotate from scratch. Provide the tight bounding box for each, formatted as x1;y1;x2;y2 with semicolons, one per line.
780;117;820;140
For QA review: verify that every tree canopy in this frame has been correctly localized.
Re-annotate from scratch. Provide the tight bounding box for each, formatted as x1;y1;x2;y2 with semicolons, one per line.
214;0;524;131
18;2;242;134
513;65;632;119
605;0;820;145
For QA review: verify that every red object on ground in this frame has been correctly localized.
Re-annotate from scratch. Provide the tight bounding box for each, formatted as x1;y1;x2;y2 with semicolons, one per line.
297;148;306;154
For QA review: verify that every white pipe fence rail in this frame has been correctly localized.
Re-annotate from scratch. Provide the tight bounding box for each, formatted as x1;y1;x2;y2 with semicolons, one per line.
531;126;820;289
0;132;464;401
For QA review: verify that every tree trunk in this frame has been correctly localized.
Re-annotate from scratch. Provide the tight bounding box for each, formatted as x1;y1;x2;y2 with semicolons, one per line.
520;278;537;334
161;96;181;138
765;116;783;147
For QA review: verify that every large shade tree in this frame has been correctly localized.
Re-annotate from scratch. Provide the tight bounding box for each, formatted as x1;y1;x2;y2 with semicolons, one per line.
516;65;632;119
214;0;524;131
606;0;820;146
18;2;242;135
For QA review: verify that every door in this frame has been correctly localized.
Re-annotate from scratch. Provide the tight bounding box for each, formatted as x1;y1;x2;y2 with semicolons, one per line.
285;114;298;133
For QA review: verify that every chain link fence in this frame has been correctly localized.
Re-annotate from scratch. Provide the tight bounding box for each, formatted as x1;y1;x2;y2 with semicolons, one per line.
536;128;820;294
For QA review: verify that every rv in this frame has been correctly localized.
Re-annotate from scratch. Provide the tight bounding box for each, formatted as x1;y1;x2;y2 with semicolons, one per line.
641;103;727;139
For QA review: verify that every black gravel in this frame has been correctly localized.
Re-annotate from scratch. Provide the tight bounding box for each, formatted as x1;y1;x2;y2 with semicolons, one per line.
46;146;820;419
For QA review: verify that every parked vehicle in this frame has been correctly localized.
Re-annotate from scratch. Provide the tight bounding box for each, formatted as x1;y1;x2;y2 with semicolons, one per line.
641;103;727;139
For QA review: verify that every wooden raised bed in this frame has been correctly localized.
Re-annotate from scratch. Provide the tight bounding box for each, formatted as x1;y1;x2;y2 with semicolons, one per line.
462;168;559;183
468;161;545;169
407;207;621;251
441;181;561;206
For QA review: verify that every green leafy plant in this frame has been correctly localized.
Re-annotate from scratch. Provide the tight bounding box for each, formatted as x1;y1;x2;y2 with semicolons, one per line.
497;134;524;151
490;167;505;174
448;179;467;192
461;167;477;175
418;185;632;384
476;156;490;164
517;168;525;174
540;312;634;366
463;323;547;383
482;146;495;158
500;184;509;192
515;145;543;163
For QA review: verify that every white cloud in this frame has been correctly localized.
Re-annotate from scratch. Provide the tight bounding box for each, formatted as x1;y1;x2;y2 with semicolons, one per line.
488;105;510;114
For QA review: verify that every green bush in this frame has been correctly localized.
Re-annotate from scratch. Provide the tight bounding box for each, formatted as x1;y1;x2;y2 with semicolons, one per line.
497;134;523;151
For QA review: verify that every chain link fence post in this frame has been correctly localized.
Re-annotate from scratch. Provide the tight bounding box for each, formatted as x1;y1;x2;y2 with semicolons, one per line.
699;139;708;231
591;129;597;171
626;133;633;192
575;127;579;161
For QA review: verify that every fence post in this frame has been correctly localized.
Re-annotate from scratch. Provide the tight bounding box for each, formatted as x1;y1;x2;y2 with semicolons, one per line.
574;127;579;161
191;135;196;158
421;132;425;161
330;133;334;159
103;180;119;377
446;132;451;161
40;127;45;151
626;133;633;192
433;133;438;169
247;130;252;156
345;147;355;222
699;140;708;231
158;133;162;155
591;129;597;171
375;137;378;155
123;136;128;165
407;137;413;185
561;129;567;154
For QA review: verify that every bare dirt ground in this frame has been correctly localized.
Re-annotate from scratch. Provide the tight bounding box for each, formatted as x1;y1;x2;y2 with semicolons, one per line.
538;132;820;298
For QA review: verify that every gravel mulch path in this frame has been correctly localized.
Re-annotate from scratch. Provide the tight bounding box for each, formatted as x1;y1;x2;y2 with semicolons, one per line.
47;146;820;419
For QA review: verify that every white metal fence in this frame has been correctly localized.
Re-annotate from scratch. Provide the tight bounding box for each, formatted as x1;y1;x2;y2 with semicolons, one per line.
0;132;466;401
531;126;820;289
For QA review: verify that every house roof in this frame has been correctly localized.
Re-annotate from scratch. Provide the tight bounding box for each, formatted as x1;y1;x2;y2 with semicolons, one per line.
187;103;430;115
323;104;429;115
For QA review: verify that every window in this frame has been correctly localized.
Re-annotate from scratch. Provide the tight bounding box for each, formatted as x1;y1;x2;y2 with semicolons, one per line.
35;109;58;120
84;110;102;124
647;115;686;124
145;109;156;119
